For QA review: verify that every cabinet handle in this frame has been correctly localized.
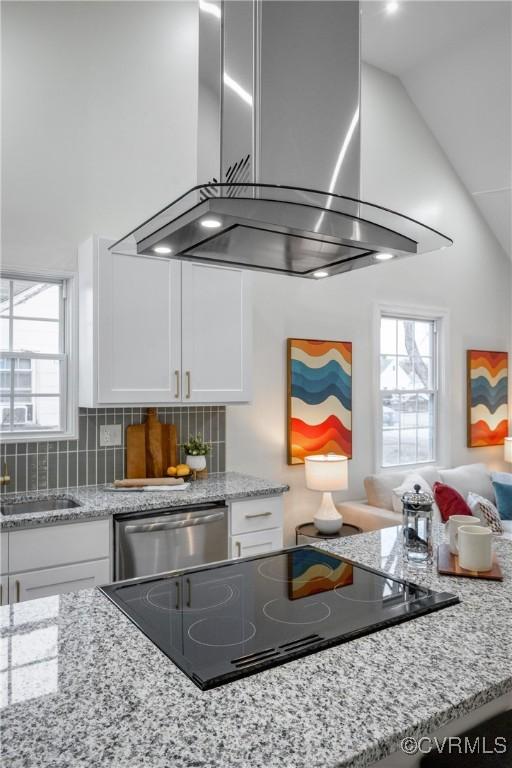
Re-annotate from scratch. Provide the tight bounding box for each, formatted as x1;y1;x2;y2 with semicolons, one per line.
15;580;20;603
186;577;191;607
245;511;272;519
0;583;2;605
186;371;191;399
236;541;242;558
175;580;180;610
174;370;180;399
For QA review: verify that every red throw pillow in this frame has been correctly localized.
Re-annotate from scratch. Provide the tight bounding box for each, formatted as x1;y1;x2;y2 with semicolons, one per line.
433;481;472;522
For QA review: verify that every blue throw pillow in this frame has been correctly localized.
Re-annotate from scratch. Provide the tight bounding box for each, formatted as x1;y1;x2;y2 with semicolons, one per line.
492;479;512;520
491;471;512;485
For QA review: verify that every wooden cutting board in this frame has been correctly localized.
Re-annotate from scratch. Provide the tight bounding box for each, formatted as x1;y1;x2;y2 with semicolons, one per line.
437;543;503;581
126;408;178;479
113;477;184;488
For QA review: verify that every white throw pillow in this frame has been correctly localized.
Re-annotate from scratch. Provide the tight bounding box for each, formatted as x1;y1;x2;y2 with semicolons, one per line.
467;492;503;534
439;464;495;503
365;466;441;510
391;473;433;514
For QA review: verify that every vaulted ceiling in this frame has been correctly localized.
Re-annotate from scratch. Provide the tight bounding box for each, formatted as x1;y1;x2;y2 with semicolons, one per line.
362;0;512;258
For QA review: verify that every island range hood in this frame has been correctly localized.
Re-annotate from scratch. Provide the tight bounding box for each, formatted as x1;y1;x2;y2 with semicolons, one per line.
110;0;452;278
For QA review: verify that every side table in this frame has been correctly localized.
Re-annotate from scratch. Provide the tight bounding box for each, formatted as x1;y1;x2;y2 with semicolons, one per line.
295;522;363;545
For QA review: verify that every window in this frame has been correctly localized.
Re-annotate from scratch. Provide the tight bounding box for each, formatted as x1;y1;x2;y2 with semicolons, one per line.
0;275;74;439
379;314;437;467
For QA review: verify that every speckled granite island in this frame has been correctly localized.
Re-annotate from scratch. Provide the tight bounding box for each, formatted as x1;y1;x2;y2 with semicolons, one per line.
1;525;511;768
0;471;289;530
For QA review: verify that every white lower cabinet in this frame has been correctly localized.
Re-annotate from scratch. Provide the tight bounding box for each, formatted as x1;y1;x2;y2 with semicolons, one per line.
229;496;284;558
1;531;8;575
0;575;8;606
4;519;111;605
230;528;283;559
1;530;7;605
8;560;110;603
9;519;110;572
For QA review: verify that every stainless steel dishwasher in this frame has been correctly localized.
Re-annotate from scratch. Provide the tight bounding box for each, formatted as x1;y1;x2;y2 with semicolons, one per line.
114;503;228;580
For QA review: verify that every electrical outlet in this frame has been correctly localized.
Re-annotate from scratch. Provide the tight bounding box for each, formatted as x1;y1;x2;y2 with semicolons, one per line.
100;424;122;447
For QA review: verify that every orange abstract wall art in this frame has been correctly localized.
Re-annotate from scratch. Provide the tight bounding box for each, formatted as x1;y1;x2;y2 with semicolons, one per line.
287;339;352;465
467;350;508;447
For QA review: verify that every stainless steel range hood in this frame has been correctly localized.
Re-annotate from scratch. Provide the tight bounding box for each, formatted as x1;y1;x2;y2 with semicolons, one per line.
111;0;452;278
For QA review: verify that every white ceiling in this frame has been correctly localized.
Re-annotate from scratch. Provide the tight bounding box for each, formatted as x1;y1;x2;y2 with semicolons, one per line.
362;0;512;257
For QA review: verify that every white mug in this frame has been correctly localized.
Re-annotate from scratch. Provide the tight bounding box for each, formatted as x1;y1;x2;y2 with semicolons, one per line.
458;525;493;572
448;515;482;555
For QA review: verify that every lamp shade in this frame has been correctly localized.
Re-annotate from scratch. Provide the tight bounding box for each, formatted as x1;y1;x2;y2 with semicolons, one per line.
304;454;348;492
505;437;512;463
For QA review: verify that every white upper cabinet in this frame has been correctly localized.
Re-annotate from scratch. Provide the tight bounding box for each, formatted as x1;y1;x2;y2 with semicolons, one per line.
181;262;251;403
78;236;251;406
79;236;181;406
97;244;181;404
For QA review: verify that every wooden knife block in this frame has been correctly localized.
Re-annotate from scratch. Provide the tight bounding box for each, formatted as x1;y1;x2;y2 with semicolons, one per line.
126;408;178;479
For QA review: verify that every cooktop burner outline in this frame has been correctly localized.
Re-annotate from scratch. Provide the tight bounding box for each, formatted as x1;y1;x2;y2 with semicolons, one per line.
145;579;237;613
188;617;257;647
98;545;460;690
257;556;334;585
332;578;405;603
262;598;331;625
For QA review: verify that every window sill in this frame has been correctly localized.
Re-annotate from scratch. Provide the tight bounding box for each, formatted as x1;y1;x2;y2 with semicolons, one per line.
379;460;438;473
0;430;78;444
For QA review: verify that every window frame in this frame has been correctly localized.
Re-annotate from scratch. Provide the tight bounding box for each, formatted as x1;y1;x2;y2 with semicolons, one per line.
373;303;450;472
0;268;78;442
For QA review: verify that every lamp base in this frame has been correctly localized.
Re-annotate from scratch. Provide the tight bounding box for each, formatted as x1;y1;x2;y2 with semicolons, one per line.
313;492;343;534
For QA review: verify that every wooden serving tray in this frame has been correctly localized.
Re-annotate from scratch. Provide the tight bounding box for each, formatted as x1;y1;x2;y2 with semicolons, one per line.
437;543;503;581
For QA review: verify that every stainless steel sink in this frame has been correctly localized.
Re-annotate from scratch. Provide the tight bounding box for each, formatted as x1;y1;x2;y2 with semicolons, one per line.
0;498;81;516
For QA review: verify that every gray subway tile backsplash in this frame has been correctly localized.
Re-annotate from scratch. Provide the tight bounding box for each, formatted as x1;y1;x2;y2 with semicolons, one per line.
1;406;226;493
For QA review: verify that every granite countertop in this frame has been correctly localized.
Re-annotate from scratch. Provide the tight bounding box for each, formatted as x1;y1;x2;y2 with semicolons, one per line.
0;472;289;530
1;525;511;768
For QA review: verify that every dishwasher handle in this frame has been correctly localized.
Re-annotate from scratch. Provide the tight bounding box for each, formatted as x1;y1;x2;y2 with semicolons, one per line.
124;511;225;535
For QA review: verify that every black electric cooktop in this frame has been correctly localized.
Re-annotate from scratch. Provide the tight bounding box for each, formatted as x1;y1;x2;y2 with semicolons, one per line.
99;546;459;690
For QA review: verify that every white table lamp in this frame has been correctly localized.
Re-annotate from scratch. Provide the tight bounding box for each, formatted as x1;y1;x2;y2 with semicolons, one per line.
305;454;348;534
505;437;512;464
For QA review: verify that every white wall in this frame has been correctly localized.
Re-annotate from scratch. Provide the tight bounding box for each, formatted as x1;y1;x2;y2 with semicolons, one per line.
226;64;511;543
399;12;512;257
1;1;198;271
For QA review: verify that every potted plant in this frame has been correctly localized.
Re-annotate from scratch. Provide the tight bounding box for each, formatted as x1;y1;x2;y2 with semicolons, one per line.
183;434;211;472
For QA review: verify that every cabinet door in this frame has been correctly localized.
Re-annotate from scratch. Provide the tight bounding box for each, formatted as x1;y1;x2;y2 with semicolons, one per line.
97;246;181;403
9;559;111;604
0;575;8;606
230;528;283;559
181;262;251;403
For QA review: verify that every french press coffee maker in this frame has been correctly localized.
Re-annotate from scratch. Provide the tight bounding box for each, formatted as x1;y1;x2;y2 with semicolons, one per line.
402;484;434;565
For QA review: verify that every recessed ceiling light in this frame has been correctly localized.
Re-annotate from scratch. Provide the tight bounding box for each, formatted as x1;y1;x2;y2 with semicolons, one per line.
153;245;172;255
200;218;222;229
386;1;399;14
313;270;329;278
375;252;395;261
